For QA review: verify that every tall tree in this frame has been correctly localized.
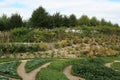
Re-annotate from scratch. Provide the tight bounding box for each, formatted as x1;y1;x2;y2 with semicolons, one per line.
0;14;10;31
100;18;106;26
30;6;49;28
62;15;70;27
90;17;99;26
78;15;90;26
10;13;23;29
52;12;63;27
69;14;77;27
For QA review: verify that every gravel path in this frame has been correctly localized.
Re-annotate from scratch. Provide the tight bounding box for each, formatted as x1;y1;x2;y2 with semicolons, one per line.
17;60;50;80
63;65;85;80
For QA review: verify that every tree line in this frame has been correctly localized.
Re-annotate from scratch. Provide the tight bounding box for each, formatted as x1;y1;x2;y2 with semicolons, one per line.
0;6;119;31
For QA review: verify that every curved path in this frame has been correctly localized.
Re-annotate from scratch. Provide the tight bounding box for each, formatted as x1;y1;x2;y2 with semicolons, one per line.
17;60;50;80
63;65;85;80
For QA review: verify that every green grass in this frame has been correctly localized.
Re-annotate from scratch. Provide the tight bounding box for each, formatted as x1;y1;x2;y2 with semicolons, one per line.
101;57;120;63
25;59;51;73
0;61;20;79
112;62;120;72
36;68;68;80
0;58;18;63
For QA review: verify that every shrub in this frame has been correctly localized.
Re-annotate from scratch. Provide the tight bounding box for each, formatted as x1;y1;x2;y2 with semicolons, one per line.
55;40;70;48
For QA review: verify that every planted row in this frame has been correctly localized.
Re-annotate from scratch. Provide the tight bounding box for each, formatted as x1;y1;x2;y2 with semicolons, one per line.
0;61;20;78
25;59;51;73
72;58;120;80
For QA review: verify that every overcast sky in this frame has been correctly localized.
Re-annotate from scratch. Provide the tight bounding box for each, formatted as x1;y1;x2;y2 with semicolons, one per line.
0;0;120;24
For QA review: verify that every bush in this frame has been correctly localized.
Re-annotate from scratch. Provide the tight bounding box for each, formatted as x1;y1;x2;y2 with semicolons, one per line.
55;40;70;48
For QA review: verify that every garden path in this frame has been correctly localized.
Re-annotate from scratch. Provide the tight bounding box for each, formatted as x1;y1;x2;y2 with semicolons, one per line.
17;60;50;80
63;65;85;80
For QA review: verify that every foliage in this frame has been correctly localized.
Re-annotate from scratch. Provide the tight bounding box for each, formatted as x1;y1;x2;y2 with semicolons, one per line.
0;43;48;54
55;40;71;48
78;15;90;26
30;6;49;28
0;14;10;31
9;13;23;29
69;14;77;27
62;15;70;27
25;59;50;73
0;61;20;78
52;12;63;27
72;58;120;80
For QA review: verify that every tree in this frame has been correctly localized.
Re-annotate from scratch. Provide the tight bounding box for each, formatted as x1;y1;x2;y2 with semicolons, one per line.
69;14;77;27
0;14;10;31
52;12;63;27
90;17;99;26
10;13;23;29
100;18;106;26
62;15;70;27
78;15;90;26
30;6;49;28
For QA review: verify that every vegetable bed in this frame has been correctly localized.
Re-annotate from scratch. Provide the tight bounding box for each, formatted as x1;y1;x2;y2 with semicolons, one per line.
0;61;20;78
72;58;120;80
25;59;50;73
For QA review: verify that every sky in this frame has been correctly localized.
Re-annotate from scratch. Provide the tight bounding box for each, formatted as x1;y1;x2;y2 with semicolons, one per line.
0;0;120;24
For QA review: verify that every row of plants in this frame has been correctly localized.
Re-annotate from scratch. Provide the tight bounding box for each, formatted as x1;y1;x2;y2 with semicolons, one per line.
25;59;51;73
0;42;48;54
0;61;20;79
0;58;19;63
72;58;120;80
1;26;120;43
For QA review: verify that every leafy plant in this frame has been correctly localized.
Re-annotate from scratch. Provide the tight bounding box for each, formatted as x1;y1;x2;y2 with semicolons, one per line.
0;61;20;78
72;58;120;80
25;59;50;73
